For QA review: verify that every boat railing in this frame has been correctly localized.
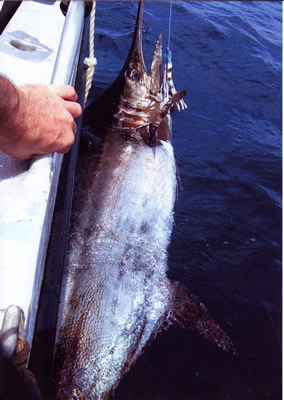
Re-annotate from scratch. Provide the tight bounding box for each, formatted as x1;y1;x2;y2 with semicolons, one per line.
0;0;89;359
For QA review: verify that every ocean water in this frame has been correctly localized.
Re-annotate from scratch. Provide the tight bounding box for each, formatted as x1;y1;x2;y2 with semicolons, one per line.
87;2;282;399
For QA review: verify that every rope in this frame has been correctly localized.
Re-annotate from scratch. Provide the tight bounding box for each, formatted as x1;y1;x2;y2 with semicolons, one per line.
84;0;97;106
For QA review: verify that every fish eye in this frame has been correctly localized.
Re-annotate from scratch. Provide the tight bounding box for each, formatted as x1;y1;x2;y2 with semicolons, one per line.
125;68;139;81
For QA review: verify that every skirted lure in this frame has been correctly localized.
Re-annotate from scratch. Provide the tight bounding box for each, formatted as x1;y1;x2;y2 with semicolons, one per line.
164;48;187;112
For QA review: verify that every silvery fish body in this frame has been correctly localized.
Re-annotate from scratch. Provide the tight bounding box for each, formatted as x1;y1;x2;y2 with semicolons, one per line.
54;126;176;400
52;2;234;399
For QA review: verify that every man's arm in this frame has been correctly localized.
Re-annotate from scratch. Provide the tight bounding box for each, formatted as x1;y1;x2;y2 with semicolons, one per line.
0;75;82;160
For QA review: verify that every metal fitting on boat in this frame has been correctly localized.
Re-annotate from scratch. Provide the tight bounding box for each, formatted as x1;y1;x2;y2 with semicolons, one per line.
60;0;93;18
0;305;24;359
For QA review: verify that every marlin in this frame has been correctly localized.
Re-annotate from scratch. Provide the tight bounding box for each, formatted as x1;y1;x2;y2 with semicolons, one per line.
52;2;235;399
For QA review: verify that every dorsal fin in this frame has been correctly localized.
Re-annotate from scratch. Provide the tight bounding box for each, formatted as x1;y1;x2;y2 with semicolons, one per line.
150;28;163;93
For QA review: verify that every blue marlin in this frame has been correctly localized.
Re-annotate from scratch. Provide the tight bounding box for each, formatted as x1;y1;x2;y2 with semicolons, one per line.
52;2;234;399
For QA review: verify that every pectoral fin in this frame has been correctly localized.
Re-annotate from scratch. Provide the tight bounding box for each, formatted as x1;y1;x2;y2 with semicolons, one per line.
169;283;236;354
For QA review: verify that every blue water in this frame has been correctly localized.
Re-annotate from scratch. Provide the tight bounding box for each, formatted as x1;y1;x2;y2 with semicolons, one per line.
88;2;282;399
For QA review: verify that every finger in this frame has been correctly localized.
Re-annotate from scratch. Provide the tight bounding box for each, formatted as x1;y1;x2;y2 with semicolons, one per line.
50;85;78;101
73;121;77;135
59;123;77;152
47;132;75;154
57;144;73;154
10;151;33;161
65;101;82;119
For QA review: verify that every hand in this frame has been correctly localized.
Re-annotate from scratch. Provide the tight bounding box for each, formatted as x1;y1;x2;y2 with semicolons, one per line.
0;83;82;160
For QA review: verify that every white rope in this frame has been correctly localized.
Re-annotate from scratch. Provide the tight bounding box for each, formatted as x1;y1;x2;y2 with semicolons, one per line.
84;0;97;106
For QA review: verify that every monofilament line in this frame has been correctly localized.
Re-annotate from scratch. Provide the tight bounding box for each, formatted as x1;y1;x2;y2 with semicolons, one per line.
167;0;173;51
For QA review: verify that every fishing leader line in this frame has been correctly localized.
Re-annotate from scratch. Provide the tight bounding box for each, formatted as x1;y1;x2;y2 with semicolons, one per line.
165;1;187;111
167;0;173;52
